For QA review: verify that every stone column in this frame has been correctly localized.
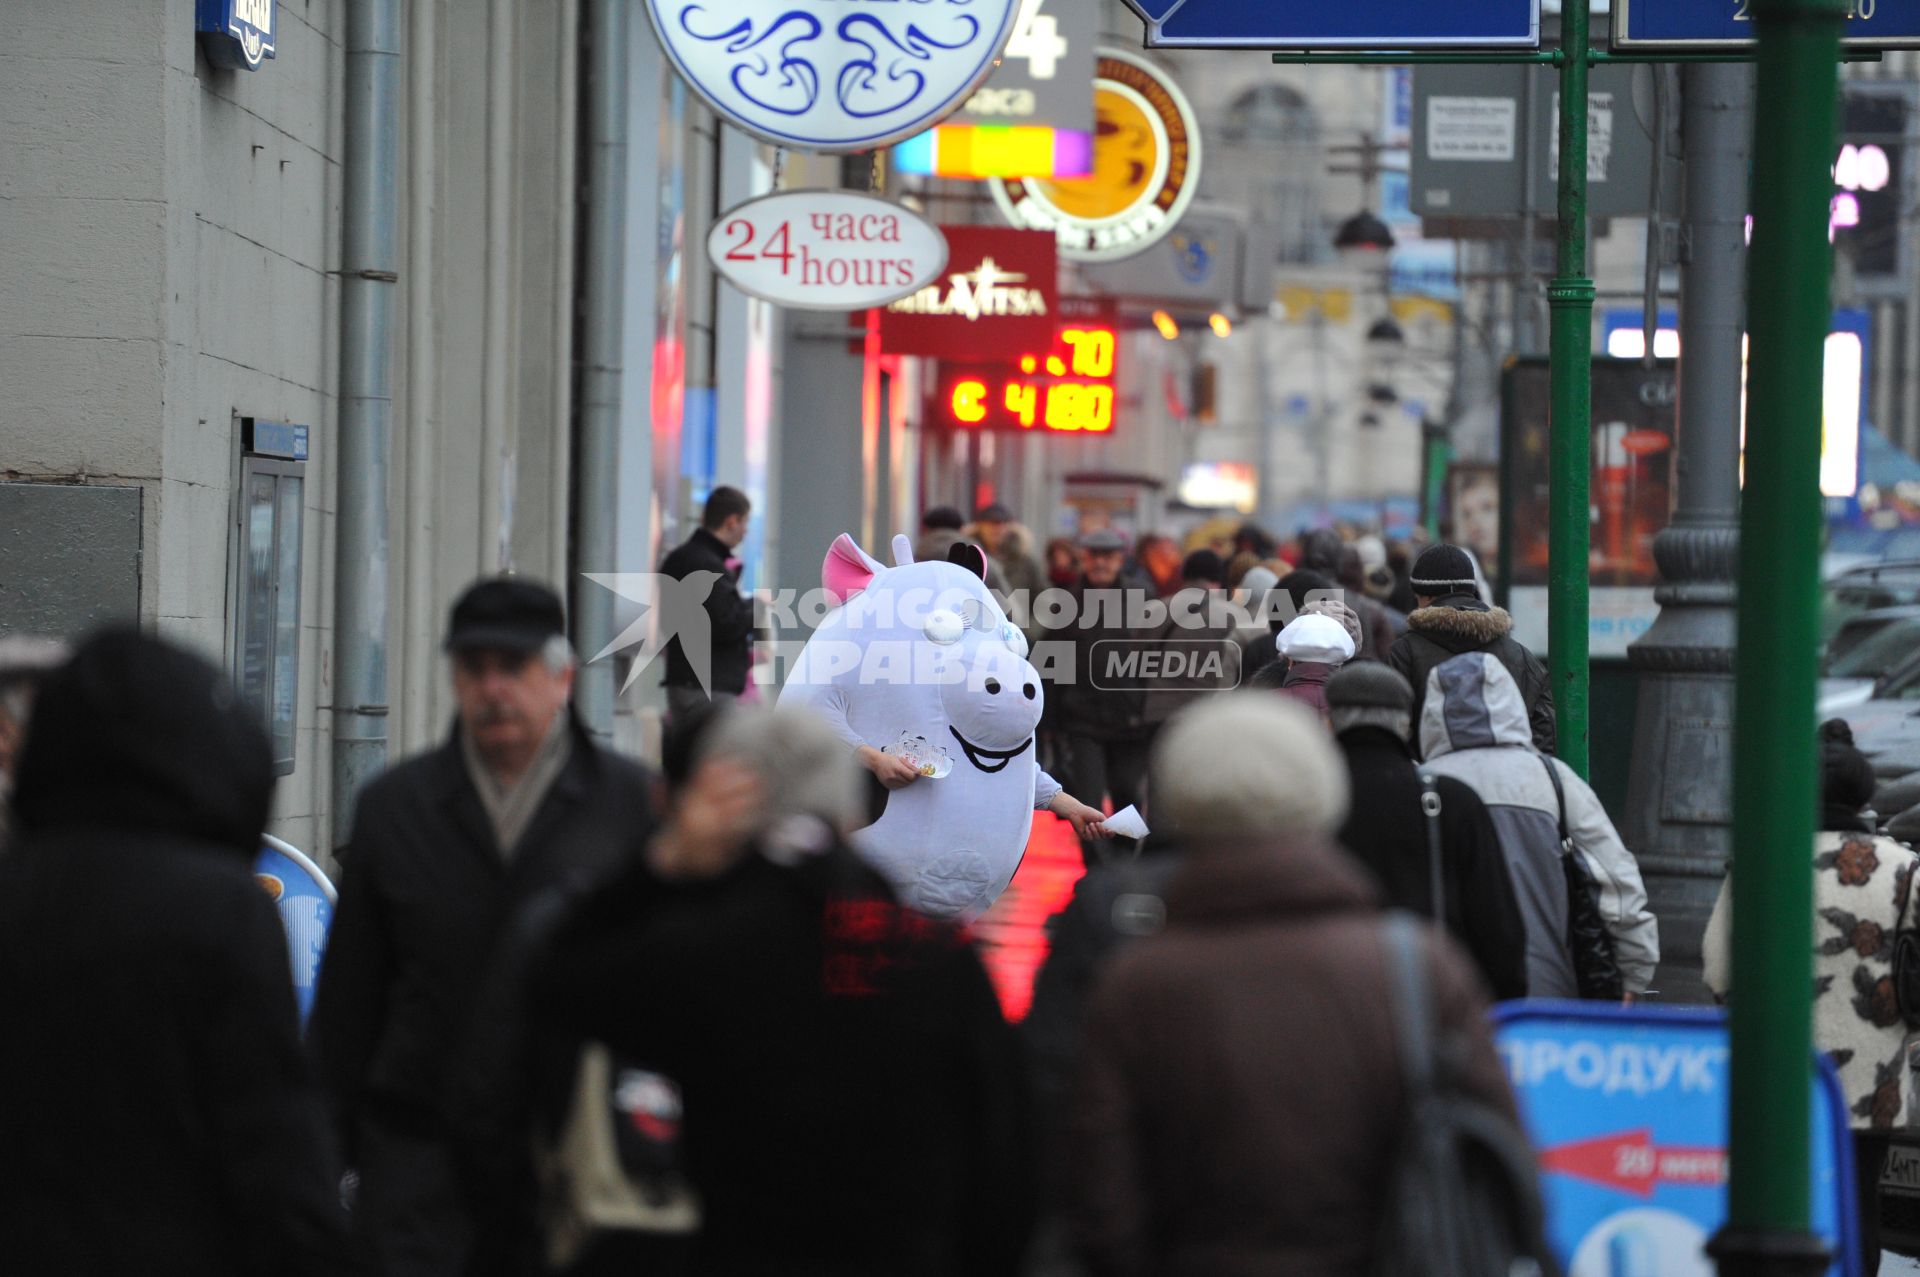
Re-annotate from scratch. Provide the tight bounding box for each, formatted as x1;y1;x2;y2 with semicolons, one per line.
1621;61;1753;1003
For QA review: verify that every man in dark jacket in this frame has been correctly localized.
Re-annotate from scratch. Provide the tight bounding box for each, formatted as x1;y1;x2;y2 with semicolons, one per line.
659;485;757;720
1052;529;1157;823
0;630;359;1277
1327;663;1529;1001
1387;542;1556;754
311;578;654;1277
1065;694;1521;1275
527;705;1034;1276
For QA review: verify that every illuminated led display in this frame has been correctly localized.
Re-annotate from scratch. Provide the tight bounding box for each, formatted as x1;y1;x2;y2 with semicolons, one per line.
935;326;1121;434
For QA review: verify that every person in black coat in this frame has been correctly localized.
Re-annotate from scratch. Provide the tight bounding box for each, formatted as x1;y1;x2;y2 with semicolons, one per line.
658;485;757;720
310;579;655;1277
523;704;1034;1276
1327;662;1530;1001
1386;543;1556;755
0;629;360;1277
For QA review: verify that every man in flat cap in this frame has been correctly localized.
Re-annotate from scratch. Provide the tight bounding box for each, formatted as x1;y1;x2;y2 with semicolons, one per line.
311;577;656;1277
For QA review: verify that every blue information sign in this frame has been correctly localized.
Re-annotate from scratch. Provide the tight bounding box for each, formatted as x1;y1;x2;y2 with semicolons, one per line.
254;837;335;1029
1614;0;1920;49
1495;1003;1858;1277
1123;0;1539;49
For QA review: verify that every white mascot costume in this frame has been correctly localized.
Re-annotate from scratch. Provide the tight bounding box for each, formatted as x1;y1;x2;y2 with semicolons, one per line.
779;532;1055;919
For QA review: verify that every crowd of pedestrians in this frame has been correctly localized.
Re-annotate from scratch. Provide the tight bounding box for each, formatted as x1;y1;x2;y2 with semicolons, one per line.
0;504;1678;1276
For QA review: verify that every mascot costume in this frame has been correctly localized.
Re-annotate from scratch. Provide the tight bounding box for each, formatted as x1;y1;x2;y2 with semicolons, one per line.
779;533;1061;919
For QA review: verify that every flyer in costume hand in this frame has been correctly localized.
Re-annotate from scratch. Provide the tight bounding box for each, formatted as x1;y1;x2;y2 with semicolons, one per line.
779;533;1064;919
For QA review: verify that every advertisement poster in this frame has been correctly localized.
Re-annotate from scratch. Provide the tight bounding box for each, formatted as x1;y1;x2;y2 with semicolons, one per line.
1495;1003;1856;1277
1503;357;1677;658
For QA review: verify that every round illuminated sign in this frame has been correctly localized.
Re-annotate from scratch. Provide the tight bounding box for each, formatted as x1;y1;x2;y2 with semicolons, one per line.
644;0;1022;153
990;48;1201;263
708;191;948;310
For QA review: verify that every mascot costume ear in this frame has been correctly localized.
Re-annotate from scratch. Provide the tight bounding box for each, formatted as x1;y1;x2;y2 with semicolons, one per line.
947;542;988;580
779;532;1046;920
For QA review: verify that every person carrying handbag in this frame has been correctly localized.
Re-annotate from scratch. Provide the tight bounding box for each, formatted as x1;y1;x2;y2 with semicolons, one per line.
1416;653;1659;1002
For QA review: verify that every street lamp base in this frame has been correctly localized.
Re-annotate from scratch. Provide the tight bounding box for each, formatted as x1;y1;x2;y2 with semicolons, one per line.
1706;1226;1833;1277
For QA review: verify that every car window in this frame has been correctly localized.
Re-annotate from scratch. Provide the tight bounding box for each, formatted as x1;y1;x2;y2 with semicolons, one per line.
1831;620;1920;678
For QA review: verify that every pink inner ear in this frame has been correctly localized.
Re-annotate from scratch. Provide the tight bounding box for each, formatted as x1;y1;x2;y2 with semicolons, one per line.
822;534;877;603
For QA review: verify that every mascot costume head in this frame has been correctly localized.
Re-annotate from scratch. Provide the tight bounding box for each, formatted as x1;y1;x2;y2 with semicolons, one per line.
778;533;1042;919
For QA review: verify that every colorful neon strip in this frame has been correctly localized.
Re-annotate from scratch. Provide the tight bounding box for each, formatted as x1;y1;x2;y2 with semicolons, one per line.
893;126;1093;180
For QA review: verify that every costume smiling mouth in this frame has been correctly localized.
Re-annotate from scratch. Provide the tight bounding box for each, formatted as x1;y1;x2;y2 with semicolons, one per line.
949;726;1032;775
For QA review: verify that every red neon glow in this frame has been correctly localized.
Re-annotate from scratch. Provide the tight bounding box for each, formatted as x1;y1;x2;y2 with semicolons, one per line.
970;813;1087;1021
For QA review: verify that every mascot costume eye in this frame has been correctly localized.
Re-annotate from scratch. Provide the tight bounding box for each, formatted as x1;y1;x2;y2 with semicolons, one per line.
779;533;1054;919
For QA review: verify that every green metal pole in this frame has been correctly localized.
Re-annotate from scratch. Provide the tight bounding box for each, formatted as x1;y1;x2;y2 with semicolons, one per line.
1548;2;1595;779
1710;1;1845;1274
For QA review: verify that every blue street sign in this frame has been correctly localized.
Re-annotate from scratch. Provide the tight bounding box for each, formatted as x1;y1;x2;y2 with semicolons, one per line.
1122;0;1539;49
1613;0;1920;49
195;0;277;71
1495;1003;1858;1277
254;837;335;1029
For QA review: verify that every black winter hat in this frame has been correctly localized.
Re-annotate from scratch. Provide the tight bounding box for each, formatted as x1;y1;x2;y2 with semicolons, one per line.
1326;662;1415;714
1410;544;1478;597
922;505;964;531
445;577;567;654
1820;718;1877;815
1182;549;1227;585
11;628;274;858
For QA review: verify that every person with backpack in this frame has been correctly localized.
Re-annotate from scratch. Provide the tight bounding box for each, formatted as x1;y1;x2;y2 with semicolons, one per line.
1703;719;1920;1273
1064;694;1543;1276
1328;664;1529;1002
1417;653;1658;1002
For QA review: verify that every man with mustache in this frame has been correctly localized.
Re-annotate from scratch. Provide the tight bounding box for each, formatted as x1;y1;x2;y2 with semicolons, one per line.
311;578;656;1277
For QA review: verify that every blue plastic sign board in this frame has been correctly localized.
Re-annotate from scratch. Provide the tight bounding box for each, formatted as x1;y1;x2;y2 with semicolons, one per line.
643;1;1023;152
195;0;276;71
1494;1003;1858;1277
1122;0;1540;49
1613;0;1920;50
254;840;335;1029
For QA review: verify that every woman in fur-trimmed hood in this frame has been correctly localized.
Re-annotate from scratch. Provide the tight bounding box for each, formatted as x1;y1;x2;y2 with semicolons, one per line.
1386;544;1557;755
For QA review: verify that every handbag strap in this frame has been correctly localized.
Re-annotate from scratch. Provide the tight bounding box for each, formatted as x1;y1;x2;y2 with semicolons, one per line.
1382;912;1435;1101
1536;751;1572;849
1417;769;1445;924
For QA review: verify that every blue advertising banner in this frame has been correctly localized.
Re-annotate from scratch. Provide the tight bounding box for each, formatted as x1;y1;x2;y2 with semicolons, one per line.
1613;0;1920;49
254;837;335;1029
1122;0;1539;49
1494;1003;1858;1277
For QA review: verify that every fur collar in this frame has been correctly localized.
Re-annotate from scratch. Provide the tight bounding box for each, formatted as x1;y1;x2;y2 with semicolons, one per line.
1407;603;1515;643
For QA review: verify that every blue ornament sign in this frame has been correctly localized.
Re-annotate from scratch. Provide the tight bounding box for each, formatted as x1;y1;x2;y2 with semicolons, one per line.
196;0;276;72
254;836;336;1030
644;1;1023;153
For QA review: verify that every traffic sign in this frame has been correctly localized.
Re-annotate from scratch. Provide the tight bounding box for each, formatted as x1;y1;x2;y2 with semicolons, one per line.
1613;0;1920;50
1494;1003;1858;1277
1121;0;1539;49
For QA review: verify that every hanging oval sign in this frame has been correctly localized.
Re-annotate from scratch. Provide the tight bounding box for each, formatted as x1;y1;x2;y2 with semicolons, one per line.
707;191;949;311
991;48;1202;263
644;0;1023;153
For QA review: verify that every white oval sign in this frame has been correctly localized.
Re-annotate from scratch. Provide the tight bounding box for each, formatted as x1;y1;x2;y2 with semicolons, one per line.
644;0;1022;153
707;191;949;311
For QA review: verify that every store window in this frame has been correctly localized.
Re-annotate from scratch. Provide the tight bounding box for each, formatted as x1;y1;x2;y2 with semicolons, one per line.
233;419;307;776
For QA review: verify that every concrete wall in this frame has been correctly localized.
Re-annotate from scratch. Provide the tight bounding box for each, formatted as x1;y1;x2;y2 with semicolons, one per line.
0;0;590;860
